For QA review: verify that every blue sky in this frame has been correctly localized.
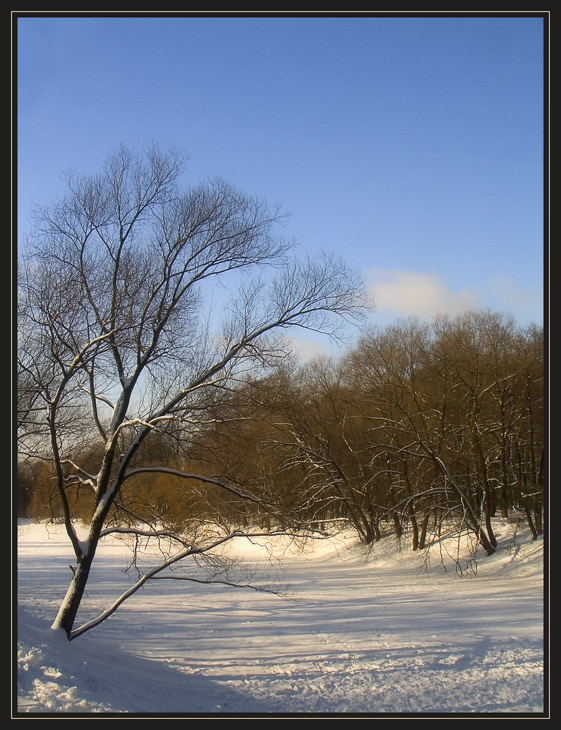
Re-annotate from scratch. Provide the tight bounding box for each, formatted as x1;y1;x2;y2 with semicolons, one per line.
15;13;546;355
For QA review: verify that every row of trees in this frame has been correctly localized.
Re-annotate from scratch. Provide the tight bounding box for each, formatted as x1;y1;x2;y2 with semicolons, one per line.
112;310;542;552
222;311;544;554
16;145;544;640
20;310;544;551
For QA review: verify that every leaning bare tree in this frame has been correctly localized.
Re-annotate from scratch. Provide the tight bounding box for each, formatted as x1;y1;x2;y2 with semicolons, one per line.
17;145;367;640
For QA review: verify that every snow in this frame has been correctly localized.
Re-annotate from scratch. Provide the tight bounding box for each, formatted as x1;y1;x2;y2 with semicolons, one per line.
14;519;547;717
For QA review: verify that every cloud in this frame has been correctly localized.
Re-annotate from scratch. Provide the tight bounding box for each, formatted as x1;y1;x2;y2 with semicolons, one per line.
285;334;332;362
366;268;479;320
487;273;541;314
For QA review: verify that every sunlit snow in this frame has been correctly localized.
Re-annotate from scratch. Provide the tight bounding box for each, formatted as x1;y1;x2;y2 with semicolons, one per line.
15;519;545;716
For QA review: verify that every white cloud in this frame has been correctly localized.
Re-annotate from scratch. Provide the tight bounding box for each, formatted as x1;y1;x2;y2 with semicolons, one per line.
366;268;479;320
486;273;541;314
285;335;331;362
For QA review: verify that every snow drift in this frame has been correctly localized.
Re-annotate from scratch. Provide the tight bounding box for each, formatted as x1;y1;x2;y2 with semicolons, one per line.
15;519;546;716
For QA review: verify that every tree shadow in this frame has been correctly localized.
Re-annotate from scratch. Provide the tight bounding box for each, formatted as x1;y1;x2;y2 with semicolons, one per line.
16;605;276;716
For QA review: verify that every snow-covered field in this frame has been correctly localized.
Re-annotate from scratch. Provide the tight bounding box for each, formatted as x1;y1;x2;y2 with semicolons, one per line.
15;519;546;717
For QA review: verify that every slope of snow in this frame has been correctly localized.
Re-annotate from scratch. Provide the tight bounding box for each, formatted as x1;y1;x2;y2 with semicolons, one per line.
14;519;546;717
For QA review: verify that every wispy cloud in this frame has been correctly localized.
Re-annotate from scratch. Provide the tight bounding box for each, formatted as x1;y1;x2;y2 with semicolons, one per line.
486;273;542;315
364;268;543;325
366;268;479;319
285;334;342;362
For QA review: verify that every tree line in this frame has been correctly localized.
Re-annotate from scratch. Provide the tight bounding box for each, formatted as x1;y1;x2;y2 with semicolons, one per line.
20;310;544;554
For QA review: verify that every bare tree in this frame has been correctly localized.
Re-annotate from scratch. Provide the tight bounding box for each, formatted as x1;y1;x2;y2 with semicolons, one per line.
253;358;384;544
18;145;367;639
348;318;498;557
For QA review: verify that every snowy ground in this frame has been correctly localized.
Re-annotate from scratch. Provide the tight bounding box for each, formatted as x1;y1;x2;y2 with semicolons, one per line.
14;519;546;717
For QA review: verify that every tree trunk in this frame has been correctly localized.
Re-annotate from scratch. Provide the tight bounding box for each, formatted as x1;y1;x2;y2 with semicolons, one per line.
51;553;95;638
409;506;419;551
419;511;430;550
483;485;497;548
51;505;108;639
433;454;496;556
392;511;402;538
